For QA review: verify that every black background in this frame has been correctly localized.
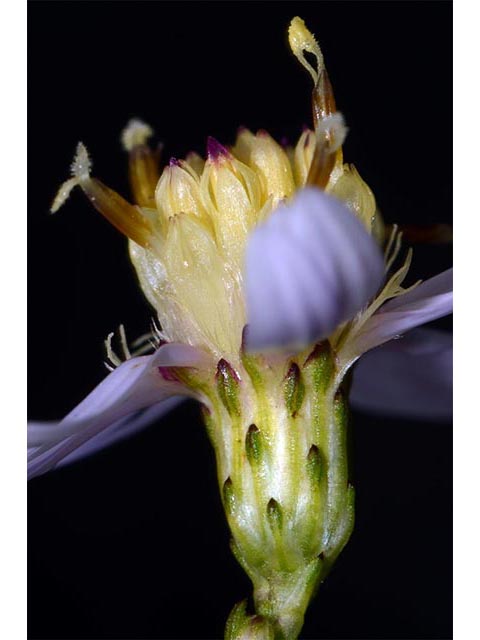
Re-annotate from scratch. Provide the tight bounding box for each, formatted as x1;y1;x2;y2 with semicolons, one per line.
28;2;452;639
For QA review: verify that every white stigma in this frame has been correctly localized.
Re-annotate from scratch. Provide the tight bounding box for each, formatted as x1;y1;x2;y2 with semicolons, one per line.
317;113;348;152
70;142;92;180
121;118;154;151
50;142;92;213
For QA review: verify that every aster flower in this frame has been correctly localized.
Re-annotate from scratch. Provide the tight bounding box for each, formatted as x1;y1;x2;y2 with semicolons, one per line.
28;16;452;640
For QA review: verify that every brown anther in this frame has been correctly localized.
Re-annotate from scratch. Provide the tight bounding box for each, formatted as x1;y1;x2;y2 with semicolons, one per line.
312;68;336;125
307;59;341;189
128;145;161;207
387;223;453;244
121;119;160;207
306;144;337;190
306;68;341;189
80;177;154;248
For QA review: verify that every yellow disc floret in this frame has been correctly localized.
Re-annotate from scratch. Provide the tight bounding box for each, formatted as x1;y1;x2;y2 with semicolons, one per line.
51;17;383;365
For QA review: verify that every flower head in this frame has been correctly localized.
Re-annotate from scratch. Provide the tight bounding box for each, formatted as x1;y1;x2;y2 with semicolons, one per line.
49;19;387;366
30;16;452;638
32;16;452;487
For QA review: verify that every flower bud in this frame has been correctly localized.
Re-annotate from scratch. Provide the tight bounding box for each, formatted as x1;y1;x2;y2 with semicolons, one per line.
234;128;295;203
284;362;305;417
216;359;241;417
293;128;316;187
223;477;237;516
200;138;262;265
155;160;210;226
225;600;275;640
304;340;336;392
329;163;377;234
306;444;323;484
245;424;263;466
266;498;283;531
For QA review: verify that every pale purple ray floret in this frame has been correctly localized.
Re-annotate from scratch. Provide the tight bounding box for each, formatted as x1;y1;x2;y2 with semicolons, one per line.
351;328;452;421
28;344;206;479
28;188;453;480
244;189;385;350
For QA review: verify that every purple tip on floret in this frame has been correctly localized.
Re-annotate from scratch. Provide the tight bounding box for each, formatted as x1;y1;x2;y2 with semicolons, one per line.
257;129;270;138
207;136;229;161
280;136;289;147
169;157;181;167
